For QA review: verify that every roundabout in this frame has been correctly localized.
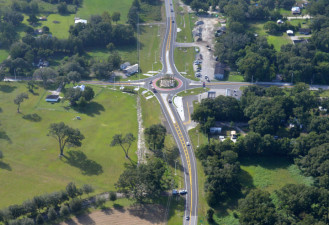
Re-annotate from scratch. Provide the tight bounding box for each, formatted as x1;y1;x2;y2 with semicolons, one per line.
153;76;183;91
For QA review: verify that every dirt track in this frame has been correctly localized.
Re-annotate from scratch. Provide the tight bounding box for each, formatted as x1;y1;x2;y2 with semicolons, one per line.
60;204;166;225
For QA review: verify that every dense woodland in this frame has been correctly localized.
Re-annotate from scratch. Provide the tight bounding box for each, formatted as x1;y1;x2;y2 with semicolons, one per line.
193;84;329;224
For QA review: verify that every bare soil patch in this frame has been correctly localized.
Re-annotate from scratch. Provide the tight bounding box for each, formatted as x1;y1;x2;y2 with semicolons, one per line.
60;204;166;225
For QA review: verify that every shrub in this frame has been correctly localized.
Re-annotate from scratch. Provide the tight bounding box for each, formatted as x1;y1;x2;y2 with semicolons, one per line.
59;205;70;217
109;192;117;201
47;207;57;221
95;196;106;208
69;199;82;213
36;214;44;224
82;184;94;195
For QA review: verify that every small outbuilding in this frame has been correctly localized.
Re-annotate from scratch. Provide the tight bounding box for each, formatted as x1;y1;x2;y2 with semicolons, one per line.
291;7;301;14
46;95;60;102
210;127;222;134
73;85;85;91
286;30;294;36
277;19;284;24
208;91;216;99
74;18;87;24
299;28;311;35
214;63;226;80
124;64;139;76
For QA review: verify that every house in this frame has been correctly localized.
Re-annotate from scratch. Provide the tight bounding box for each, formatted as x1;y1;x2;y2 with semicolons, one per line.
293;39;308;44
277;19;284;24
124;64;139;76
120;62;131;70
74;18;87;24
208;91;216;99
46;95;60;102
214;63;225;80
299;28;311;35
73;85;85;91
286;30;294;36
210;127;222;134
291;7;301;14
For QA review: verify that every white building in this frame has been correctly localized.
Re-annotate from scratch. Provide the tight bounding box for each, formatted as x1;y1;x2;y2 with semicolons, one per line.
210;127;222;134
73;85;85;91
124;64;139;76
291;7;301;14
75;18;87;25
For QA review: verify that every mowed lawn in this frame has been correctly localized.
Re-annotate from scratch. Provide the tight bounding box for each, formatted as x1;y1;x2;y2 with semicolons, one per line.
0;82;138;208
88;25;163;75
0;49;9;62
250;21;292;51
77;0;133;24
174;47;197;81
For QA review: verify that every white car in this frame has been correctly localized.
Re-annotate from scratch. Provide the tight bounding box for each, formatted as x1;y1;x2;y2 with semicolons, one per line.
179;189;188;195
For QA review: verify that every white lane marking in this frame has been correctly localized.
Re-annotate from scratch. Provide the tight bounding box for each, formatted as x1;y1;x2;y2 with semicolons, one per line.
161;94;176;123
166;51;173;75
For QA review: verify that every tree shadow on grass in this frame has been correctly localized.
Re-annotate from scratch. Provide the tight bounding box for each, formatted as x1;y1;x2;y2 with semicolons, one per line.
0;84;17;93
22;113;42;122
0;161;12;171
73;102;105;117
62;218;79;225
64;150;103;176
113;203;125;213
0;131;11;143
101;207;113;215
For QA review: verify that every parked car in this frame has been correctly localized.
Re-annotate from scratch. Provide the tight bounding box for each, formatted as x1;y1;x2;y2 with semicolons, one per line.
179;189;188;195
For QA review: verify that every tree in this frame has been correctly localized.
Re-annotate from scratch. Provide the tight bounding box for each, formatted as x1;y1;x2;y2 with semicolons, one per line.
110;133;136;159
59;205;69;217
27;14;38;24
127;6;138;27
112;12;121;23
33;68;58;87
207;208;214;223
95;196;106;207
67;71;81;85
81;86;95;102
115;157;167;202
36;214;44;224
109;192;117;201
57;2;68;14
64;87;82;106
66;182;80;199
26;80;36;93
69;198;82;213
264;21;280;34
82;184;94;195
239;189;277;225
47;207;57;221
14;93;28;113
144;124;166;152
48;122;85;156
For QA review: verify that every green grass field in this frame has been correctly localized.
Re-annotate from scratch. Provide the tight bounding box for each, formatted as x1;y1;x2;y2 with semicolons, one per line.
88;25;163;78
227;72;245;82
0;82;138;208
250;21;292;51
174;47;198;81
175;9;195;43
0;49;9;63
77;0;133;24
176;87;209;97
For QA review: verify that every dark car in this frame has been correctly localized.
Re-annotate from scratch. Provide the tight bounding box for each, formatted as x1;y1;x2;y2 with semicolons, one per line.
149;80;152;84
168;99;172;103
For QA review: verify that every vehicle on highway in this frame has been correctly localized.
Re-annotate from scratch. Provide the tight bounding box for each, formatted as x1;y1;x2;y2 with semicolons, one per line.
149;80;152;84
186;216;190;221
179;189;188;195
168;99;172;103
172;20;175;23
152;87;157;93
171;9;173;12
186;142;190;146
